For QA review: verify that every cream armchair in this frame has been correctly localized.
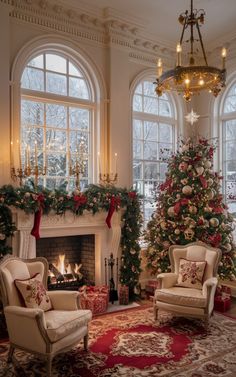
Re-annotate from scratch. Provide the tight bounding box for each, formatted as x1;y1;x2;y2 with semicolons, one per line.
0;255;92;377
154;241;221;325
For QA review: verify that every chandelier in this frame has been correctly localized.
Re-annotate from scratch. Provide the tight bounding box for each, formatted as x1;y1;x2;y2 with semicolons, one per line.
155;0;227;102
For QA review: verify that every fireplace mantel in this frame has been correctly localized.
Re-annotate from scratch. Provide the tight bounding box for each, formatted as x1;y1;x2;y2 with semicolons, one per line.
11;208;122;285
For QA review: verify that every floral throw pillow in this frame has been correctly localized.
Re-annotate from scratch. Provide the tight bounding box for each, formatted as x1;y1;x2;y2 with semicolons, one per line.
15;273;52;311
177;259;206;289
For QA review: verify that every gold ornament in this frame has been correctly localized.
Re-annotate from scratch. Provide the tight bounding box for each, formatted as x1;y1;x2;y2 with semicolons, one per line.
160;221;167;230
189;205;197;214
174;228;180;235
209;217;219;227
204;160;212;169
167;206;176;217
184;228;195;240
182;185;193;195
195;166;204;176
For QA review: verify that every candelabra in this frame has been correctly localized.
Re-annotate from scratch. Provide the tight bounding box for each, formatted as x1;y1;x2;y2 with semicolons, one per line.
11;164;47;187
99;172;118;186
69;139;87;191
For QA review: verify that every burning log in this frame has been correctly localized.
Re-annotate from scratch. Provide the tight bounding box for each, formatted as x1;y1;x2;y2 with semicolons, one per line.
71;263;83;280
49;263;64;282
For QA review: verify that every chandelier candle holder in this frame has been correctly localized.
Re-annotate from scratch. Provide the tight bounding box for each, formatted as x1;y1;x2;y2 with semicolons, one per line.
69;139;87;191
154;0;227;102
11;140;46;187
99;153;118;186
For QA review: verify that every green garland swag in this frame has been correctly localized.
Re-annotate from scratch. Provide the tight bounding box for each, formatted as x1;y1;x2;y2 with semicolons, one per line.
0;184;142;289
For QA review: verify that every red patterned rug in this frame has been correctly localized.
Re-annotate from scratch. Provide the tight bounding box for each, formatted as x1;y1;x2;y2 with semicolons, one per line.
1;305;236;376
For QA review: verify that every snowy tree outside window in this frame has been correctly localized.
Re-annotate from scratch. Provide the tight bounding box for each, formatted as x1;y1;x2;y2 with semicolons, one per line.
132;79;176;227
222;82;236;216
20;53;92;191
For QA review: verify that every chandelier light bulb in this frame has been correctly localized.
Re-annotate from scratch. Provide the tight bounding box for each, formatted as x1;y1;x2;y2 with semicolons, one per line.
184;77;190;85
199;78;205;86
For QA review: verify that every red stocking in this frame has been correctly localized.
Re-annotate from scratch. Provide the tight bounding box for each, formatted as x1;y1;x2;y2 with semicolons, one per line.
106;197;116;229
31;209;42;240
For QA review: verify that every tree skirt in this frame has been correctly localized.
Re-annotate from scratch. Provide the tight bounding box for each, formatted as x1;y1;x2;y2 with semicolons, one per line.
1;306;236;376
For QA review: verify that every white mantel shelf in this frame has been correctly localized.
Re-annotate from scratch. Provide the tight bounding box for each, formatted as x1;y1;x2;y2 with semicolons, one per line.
11;208;122;286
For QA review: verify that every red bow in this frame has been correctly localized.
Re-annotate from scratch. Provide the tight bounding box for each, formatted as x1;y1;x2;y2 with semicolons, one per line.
73;194;87;210
128;191;137;200
199;175;208;188
174;198;189;215
208;233;222;247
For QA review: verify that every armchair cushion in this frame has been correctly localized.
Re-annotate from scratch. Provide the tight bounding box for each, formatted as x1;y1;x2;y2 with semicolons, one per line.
45;309;92;342
155;287;207;308
177;258;206;289
15;273;52;311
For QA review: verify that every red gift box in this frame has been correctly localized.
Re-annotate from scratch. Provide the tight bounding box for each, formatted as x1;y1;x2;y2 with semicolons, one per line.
145;280;160;298
78;285;109;315
214;296;231;312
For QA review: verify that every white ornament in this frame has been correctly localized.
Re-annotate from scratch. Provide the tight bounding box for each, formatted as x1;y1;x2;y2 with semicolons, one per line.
209;218;219;227
204;160;212;169
195;166;204;176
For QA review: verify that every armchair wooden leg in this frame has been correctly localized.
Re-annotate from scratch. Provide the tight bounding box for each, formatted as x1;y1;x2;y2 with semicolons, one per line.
7;344;15;363
84;334;88;351
154;306;158;321
46;355;52;377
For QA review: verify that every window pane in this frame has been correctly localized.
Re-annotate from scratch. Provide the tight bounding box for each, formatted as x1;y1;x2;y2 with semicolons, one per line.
69;62;82;77
144;141;157;160
143;81;155;96
133;94;142;111
160;162;168;180
144;162;159;179
159;99;171;116
69;77;89;99
228;85;236;96
133;180;143;195
159;143;172;158
144;181;157;198
226;181;236;199
28;55;43;69
144;122;157;141
46;72;67;95
47;154;66;176
69;131;89;153
133;161;142;180
21;127;43;152
46;104;67;129
159;123;173;142
46;130;67;152
144;199;155;222
224;96;236;113
143;96;158;114
133;140;142;159
133;119;142;139
46;54;66;74
69;108;90;130
226;142;236;160
135;83;142;94
21;100;44;126
21;68;44;91
225;120;236;140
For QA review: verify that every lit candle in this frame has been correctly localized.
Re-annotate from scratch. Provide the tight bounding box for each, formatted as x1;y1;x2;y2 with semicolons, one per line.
10;141;14;167
114;153;118;175
98;152;101;176
27;146;31;169
34;141;38;166
157;58;162;78
176;43;182;66
17;139;22;169
222;47;227;70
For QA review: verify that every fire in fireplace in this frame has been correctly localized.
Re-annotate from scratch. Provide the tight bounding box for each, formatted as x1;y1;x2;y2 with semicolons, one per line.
36;235;95;290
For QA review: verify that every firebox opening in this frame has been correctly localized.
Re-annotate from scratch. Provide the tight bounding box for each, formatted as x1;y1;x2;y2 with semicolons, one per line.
36;235;95;289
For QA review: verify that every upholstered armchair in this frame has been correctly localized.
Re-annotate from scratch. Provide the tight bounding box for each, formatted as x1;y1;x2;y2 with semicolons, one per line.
154;241;222;325
0;255;92;377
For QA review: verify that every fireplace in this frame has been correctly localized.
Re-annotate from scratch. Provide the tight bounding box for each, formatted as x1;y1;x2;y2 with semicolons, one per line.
11;209;122;286
37;235;95;288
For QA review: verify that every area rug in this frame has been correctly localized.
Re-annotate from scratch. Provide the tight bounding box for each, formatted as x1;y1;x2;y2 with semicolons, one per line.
1;305;236;377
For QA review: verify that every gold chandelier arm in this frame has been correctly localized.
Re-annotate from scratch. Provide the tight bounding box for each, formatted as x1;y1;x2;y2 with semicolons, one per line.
196;20;208;66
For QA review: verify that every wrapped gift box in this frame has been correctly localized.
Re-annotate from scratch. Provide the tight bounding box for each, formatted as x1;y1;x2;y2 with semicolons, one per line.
78;285;109;315
214;296;231;312
145;280;160;298
119;285;129;305
214;285;231;312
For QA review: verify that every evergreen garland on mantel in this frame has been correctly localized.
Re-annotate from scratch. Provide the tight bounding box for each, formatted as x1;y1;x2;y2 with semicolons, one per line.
0;184;142;289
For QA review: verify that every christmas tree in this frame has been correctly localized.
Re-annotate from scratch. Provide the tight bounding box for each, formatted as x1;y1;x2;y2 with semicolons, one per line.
145;138;236;281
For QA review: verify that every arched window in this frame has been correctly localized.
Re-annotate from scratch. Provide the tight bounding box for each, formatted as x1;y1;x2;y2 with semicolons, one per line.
20;52;94;190
221;81;236;214
132;79;176;227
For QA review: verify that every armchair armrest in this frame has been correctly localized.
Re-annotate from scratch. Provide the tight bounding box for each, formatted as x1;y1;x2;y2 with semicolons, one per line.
202;277;218;315
157;273;178;289
4;306;50;352
48;290;79;310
